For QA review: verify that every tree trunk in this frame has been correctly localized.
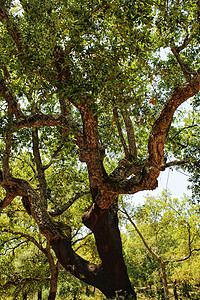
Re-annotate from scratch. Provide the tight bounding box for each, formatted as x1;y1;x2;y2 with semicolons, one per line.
173;280;179;300
160;262;169;300
38;290;42;300
82;199;136;299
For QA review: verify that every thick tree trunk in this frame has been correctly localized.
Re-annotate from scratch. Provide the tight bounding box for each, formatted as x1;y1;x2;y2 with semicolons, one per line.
0;173;135;299
82;199;136;299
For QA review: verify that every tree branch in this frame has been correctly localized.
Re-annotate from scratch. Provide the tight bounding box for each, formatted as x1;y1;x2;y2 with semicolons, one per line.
121;108;137;159
43;142;65;171
160;159;191;170
147;70;200;173
120;206;162;262
113;107;129;157
171;47;192;81
32;128;48;207
0;73;24;119
0;171;111;294
0;277;48;290
173;33;194;53
0;7;28;57
2;229;47;256
49;190;90;217
2;125;12;180
15;114;84;148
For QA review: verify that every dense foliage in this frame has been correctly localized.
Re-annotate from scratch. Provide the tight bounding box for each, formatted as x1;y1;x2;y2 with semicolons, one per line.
0;0;200;299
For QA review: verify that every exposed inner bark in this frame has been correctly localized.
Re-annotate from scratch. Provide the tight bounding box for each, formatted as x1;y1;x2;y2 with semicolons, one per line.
0;4;200;299
82;199;136;299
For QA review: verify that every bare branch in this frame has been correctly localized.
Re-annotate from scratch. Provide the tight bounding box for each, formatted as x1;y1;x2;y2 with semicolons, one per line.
121;108;137;159
49;190;90;217
43;142;65;171
0;74;24;118
168;124;199;141
161;159;190;170
164;225;193;264
2;229;47;256
32;128;48;207
73;232;92;246
120;206;162;262
174;33;194;53
171;47;192;81
113;107;129;157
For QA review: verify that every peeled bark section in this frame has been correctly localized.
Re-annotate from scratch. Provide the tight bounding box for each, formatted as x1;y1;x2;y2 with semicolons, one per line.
50;237;113;297
82;199;136;299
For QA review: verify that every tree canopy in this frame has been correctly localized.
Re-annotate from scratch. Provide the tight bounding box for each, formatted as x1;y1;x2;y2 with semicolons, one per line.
0;0;200;299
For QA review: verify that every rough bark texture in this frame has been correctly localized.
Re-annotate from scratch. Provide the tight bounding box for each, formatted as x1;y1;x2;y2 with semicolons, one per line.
83;200;136;298
0;4;200;300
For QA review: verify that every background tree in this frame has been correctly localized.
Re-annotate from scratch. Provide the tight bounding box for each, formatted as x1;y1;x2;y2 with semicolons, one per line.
0;0;200;298
121;192;200;299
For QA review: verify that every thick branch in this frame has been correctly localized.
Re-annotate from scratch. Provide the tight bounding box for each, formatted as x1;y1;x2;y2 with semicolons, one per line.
0;76;24;118
121;108;137;159
105;72;200;197
0;7;28;56
32;128;48;206
0;172;114;296
147;71;200;172
113;107;129;157
15;114;84;148
49;190;90;217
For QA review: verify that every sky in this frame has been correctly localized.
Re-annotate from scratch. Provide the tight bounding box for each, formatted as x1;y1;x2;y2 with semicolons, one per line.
131;167;191;205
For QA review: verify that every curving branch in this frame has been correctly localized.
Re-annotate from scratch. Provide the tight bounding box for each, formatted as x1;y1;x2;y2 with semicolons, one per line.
2;229;47;256
49;190;90;217
0;277;45;290
106;71;200;197
0;171;115;297
147;70;200;173
120;206;162;262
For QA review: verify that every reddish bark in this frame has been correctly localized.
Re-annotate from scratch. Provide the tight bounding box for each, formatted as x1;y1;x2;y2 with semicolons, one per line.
82;200;136;299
